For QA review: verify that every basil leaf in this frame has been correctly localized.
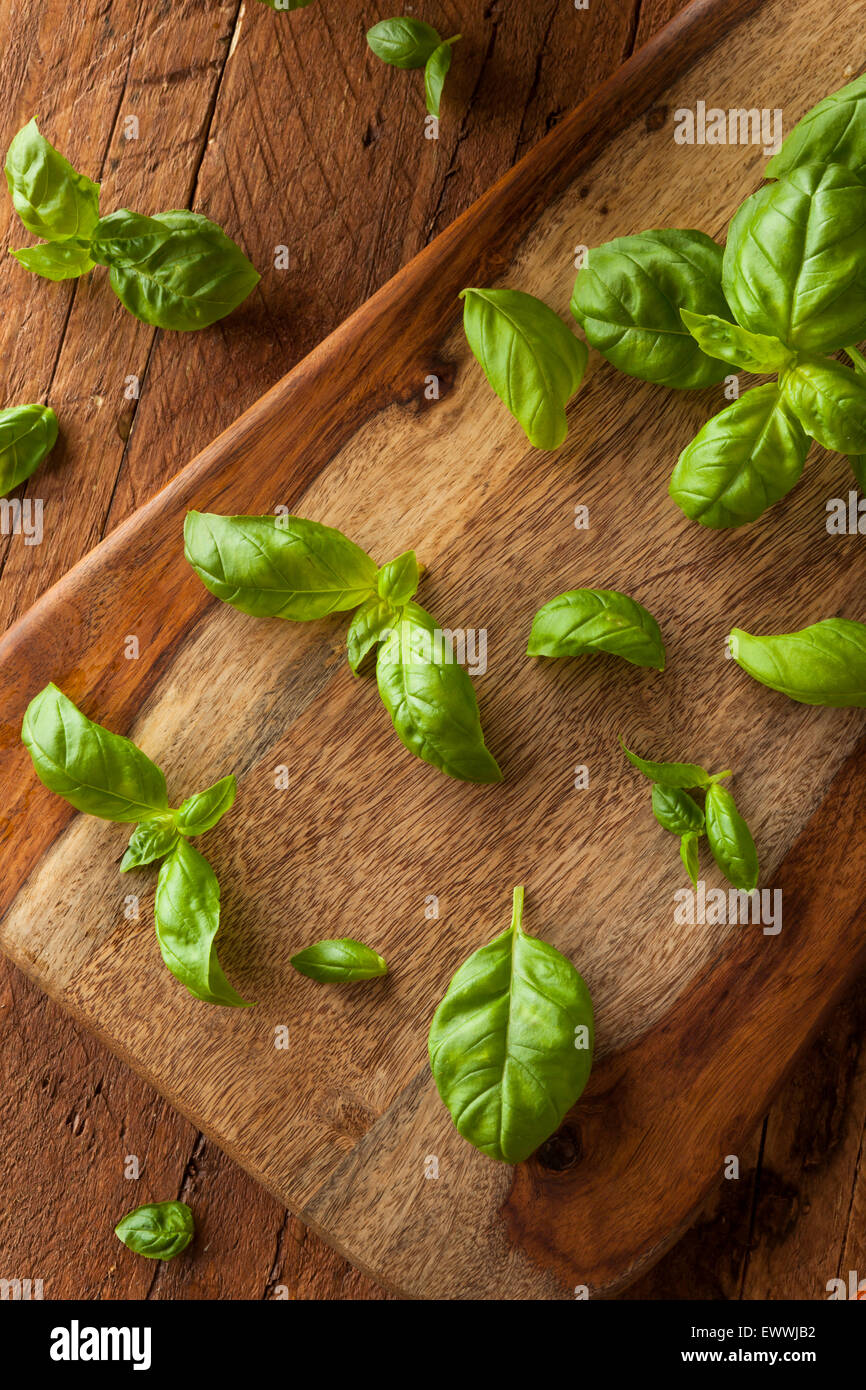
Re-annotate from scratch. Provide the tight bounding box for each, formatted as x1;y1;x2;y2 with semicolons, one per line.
290;938;387;983
5;118;99;241
766;73;866;182
730;618;866;706
428;886;594;1164
376;601;502;783
366;18;441;68
347;596;399;675
377;549;420;606
176;774;237;837
620;738;728;789
782;357;866;455
114;1201;194;1261
424;42;453;118
10;240;94;281
570;229;732;389
120;815;180;872
723;165;866;353
0;404;58;496
527;588;665;670
679;310;794;374
154;839;251;1006
680;832;700;888
184;511;378;620
669;383;809;529
705;783;758;891
652;784;705;835
22;683;169;822
90;209;259;331
461;287;588;449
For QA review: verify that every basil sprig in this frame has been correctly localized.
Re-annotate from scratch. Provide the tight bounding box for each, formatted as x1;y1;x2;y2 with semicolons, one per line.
366;18;461;119
0;403;58;496
290;938;388;983
21;684;250;1006
527;587;665;670
184;511;501;783
115;1201;194;1261
730;618;866;707
428;887;594;1164
6;121;259;330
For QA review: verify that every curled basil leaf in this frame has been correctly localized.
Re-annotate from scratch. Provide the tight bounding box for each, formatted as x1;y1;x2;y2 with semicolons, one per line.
377;549;420;606
121;814;179;873
652;784;705;836
155;838;251;1007
115;1200;194;1261
705;783;758;891
766;73;866;182
290;938;387;983
428;886;594;1164
0;404;58;496
620;739;728;789
461;287;588;449
730;618;866;706
527;588;665;670
680;831;700;888
10;240;93;281
176;775;237;837
5;118;99;241
782;357;866;455
366;17;441;68
424;42;453;118
347;596;399;675
679;310;793;374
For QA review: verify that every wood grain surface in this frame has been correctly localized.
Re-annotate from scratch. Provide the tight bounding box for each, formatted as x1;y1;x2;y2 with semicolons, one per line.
0;0;863;1301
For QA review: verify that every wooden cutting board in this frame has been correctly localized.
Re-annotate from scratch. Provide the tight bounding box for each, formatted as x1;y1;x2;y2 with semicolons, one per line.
1;0;865;1299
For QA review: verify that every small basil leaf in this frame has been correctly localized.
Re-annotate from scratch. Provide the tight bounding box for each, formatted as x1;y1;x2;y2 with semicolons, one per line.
424;42;453;118
290;938;387;983
782;357;866;455
705;783;758;891
679;310;793;374
176;774;237;837
620;738;728;789
0;404;58;496
730;619;866;706
347;597;399;675
669;383;809;529
121;815;179;872
377;549;420;605
5;118;100;241
570;229;732;388
680;832;700;888
428;886;594;1164
154;839;251;1006
376;601;502;783
652;784;705;836
461;287;588;449
184;511;378;620
114;1201;194;1261
10;240;94;281
527;588;665;670
766;73;866;182
366;17;441;68
22;683;169;822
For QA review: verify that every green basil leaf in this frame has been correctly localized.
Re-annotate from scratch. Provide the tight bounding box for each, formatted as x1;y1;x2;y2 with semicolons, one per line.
424;42;453;118
120;815;180;872
570;229;732;388
652;784;705;836
10;240;94;281
376;601;501;783
705;782;758;891
730;618;866;706
620;738;728;789
428;886;594;1164
766;73;866;182
114;1200;194;1261
347;596;399;675
680;831;700;888
5;118;99;241
184;511;377;620
90;209;259;331
22;683;169;822
723;165;866;353
782;357;866;455
461;287;588;449
679;310;794;374
0;404;58;496
366;18;441;68
290;938;387;982
377;549;420;605
669;383;809;529
527;588;665;670
176;774;237;837
154;839;251;1007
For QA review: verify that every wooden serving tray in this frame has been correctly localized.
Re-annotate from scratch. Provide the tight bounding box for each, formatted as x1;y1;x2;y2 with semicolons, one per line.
2;0;865;1298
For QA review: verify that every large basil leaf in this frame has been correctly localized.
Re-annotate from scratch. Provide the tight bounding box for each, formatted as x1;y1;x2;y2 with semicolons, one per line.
290;938;387;983
115;1201;194;1261
723;165;866;353
782;357;866;455
376;601;501;783
705;783;758;891
346;596;398;674
0;404;59;496
5;118;100;241
669;383;809;529
766;73;866;182
570;229;732;388
848;349;866;490
184;511;378;620
22;683;169;822
176;775;237;837
10;240;94;281
527;588;665;669
428;887;594;1164
652;784;705;835
154;839;250;1006
730;618;866;706
679;310;793;374
621;739;728;789
90;209;259;331
424;42;453;118
460;287;588;449
121;815;179;873
366;17;441;68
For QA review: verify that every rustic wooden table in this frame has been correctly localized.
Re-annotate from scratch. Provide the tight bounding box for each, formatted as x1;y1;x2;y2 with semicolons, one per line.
0;0;863;1300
